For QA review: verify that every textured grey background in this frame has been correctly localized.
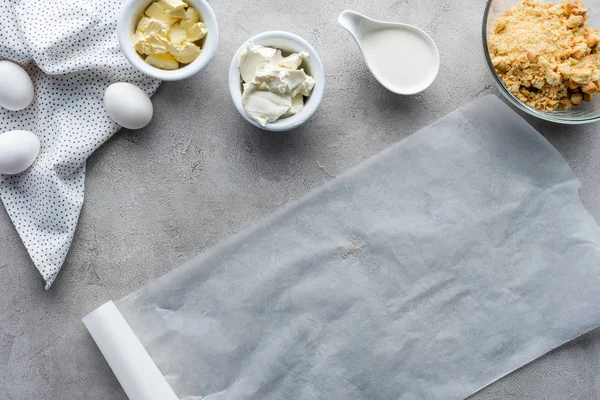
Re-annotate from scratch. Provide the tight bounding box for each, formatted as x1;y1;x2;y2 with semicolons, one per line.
1;0;600;399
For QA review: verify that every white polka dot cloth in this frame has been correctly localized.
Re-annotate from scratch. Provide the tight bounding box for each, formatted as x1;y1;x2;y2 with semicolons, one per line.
0;0;160;289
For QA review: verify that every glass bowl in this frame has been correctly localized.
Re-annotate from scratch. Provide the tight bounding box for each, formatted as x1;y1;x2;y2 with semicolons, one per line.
483;0;600;124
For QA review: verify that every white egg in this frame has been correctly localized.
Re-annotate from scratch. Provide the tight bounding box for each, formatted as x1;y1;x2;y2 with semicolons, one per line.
104;82;153;130
0;130;40;175
0;60;34;111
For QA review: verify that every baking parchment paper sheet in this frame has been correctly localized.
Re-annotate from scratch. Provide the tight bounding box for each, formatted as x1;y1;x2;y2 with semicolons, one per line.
92;96;600;399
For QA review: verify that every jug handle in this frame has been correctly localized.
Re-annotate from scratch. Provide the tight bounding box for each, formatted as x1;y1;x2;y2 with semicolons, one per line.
337;10;368;40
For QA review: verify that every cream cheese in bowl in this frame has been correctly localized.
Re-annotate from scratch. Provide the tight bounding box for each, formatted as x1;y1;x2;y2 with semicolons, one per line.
229;31;325;132
240;43;315;127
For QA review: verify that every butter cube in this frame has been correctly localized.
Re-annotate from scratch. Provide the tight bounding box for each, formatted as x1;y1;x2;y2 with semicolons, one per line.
186;22;207;42
136;17;170;36
136;32;168;55
166;8;186;18
180;7;200;30
144;2;177;25
168;41;201;63
145;53;179;70
160;0;187;10
168;23;188;44
133;31;145;53
144;2;165;17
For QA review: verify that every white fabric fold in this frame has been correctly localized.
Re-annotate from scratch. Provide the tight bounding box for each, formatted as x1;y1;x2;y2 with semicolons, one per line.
0;0;160;288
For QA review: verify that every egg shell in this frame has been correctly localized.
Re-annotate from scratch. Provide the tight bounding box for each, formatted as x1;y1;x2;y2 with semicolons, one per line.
104;82;153;130
0;61;34;111
0;130;40;175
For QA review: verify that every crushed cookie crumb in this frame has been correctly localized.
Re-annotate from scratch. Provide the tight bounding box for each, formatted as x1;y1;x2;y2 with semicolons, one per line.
342;236;361;259
488;0;600;111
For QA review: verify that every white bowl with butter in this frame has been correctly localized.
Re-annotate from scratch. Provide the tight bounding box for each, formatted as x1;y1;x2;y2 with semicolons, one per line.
229;31;325;132
117;0;218;81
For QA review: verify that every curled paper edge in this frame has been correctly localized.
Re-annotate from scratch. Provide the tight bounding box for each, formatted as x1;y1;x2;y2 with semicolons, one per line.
83;301;179;400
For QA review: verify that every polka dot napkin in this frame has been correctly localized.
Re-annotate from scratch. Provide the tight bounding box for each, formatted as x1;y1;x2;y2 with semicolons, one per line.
0;0;160;289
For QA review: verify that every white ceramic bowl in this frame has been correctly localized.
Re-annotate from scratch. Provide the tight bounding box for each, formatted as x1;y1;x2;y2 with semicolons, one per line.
229;31;325;132
117;0;218;81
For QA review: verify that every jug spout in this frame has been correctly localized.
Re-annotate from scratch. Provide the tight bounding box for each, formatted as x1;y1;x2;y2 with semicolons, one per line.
337;10;369;40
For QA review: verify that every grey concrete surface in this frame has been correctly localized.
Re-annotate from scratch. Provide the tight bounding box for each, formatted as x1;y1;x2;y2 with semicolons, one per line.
2;0;600;398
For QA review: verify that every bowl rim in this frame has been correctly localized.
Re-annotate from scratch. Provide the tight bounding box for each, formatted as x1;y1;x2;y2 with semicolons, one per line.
228;30;325;132
482;0;600;125
117;0;219;81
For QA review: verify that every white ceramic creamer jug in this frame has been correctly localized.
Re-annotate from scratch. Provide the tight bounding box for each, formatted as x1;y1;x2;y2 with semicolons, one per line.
338;10;440;95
